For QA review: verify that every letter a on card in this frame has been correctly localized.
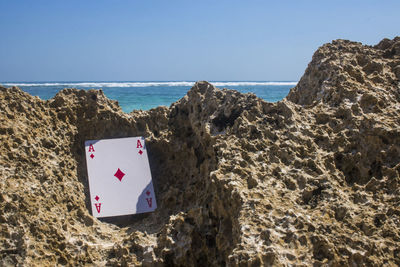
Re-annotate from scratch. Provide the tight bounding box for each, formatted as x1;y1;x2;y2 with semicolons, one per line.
137;140;143;148
84;137;157;218
88;144;95;152
95;203;102;213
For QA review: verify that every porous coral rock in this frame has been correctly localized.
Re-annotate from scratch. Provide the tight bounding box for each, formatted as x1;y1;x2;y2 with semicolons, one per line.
1;37;399;266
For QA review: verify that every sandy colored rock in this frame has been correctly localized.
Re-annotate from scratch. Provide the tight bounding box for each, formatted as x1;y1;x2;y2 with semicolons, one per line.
1;37;400;266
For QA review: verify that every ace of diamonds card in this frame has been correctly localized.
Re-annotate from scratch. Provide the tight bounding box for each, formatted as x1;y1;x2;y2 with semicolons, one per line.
84;137;157;218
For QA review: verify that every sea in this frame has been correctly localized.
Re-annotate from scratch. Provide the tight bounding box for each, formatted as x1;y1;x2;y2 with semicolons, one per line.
1;81;297;113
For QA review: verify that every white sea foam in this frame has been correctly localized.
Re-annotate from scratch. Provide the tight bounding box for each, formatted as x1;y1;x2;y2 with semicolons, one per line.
2;81;297;87
211;81;297;86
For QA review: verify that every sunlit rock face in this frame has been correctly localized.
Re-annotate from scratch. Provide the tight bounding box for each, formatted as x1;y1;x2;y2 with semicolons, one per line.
1;37;399;266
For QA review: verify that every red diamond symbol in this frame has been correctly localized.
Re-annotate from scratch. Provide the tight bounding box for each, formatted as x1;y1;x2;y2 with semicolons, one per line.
114;168;125;181
90;153;95;159
95;195;99;201
146;190;151;196
138;150;143;155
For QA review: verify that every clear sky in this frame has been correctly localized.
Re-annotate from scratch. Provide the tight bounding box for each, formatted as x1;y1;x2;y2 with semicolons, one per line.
0;0;399;82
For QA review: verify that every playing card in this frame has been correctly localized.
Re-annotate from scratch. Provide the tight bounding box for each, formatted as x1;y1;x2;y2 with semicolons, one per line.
85;137;157;218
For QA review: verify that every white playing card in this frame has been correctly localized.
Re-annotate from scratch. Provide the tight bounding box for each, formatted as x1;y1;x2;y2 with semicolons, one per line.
85;137;157;218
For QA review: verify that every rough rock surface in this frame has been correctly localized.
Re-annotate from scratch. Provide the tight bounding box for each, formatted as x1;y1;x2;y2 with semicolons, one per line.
1;37;400;266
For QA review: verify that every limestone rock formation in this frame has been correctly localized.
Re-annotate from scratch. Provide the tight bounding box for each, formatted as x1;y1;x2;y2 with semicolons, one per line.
1;37;399;266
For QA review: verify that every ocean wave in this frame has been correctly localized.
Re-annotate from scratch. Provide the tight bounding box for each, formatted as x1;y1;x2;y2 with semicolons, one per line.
2;81;297;87
2;82;193;87
211;82;297;86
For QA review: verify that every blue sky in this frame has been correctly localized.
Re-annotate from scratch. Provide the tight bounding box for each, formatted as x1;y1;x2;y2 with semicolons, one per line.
0;0;399;81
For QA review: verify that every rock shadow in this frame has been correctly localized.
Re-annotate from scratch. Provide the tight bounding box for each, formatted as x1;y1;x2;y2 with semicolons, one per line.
135;181;157;214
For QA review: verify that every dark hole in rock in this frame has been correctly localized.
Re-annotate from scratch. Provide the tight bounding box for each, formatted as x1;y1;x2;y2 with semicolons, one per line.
211;109;242;133
334;152;368;185
344;166;361;184
206;234;217;248
374;216;382;227
368;160;383;180
163;252;175;266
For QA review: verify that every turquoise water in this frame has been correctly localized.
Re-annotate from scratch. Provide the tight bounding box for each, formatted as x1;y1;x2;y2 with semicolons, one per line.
1;81;296;113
